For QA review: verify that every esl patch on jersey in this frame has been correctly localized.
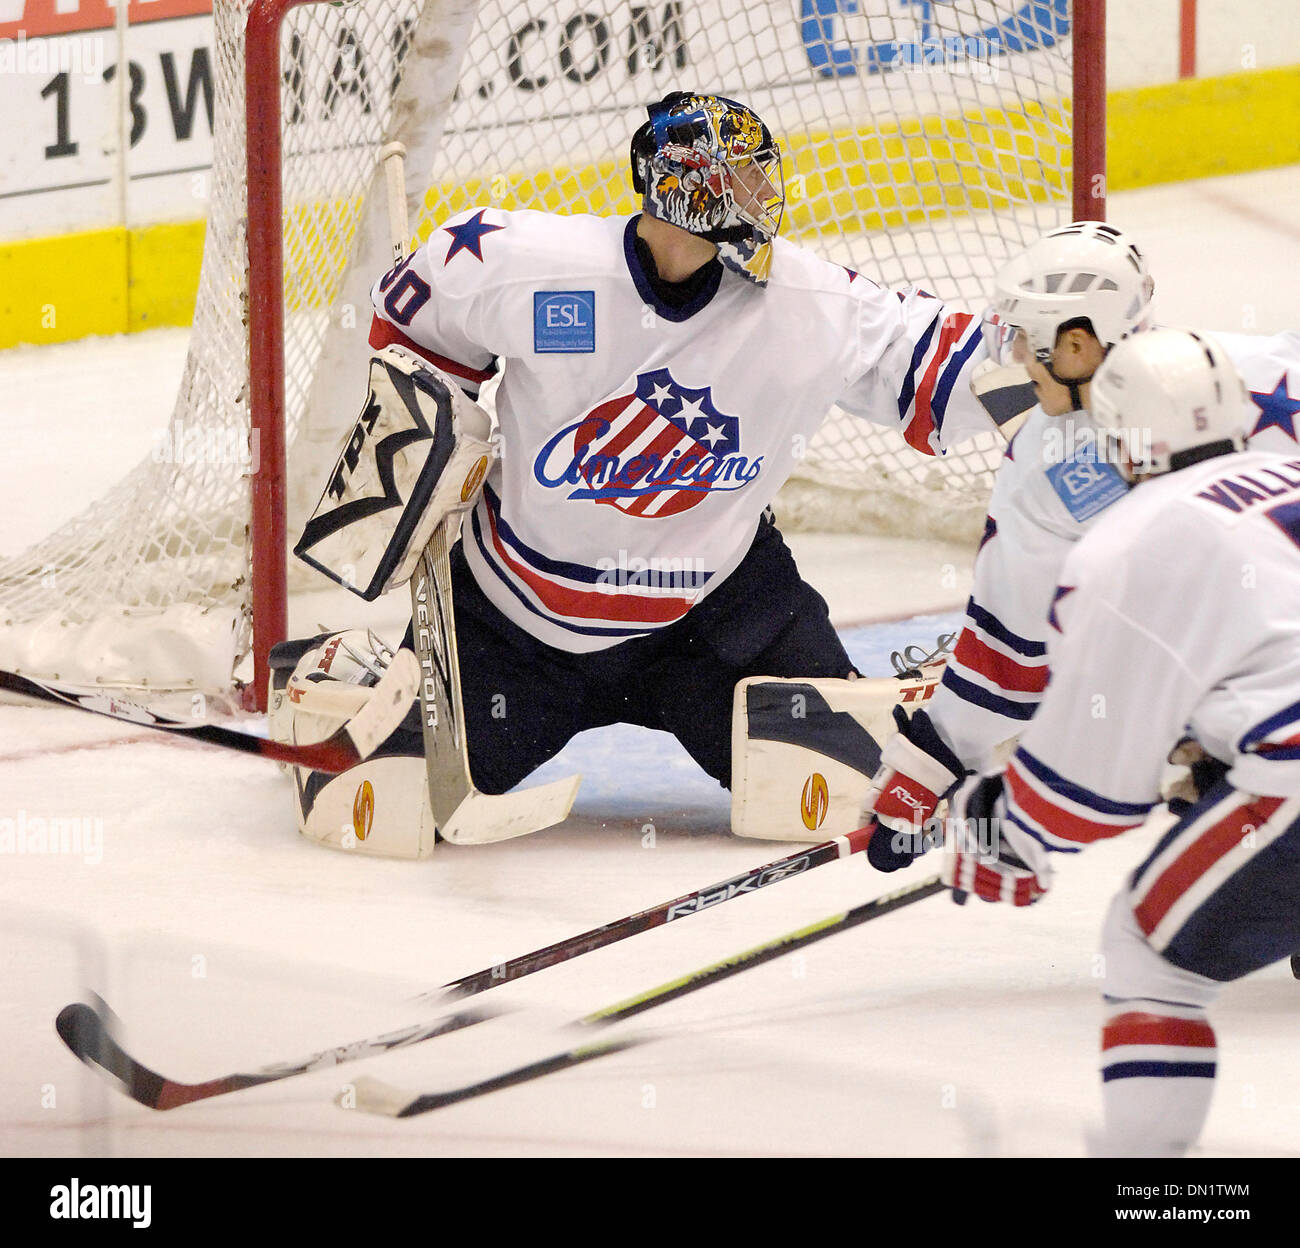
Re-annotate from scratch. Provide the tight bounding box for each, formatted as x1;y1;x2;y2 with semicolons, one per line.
534;291;595;354
1046;453;1129;522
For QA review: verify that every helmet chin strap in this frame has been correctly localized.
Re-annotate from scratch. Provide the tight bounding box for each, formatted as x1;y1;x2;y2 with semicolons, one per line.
1046;342;1110;412
1051;369;1087;413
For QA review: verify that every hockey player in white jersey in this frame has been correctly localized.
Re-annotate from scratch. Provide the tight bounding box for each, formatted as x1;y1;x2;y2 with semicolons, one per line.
940;328;1300;1156
278;92;1014;852
863;220;1300;872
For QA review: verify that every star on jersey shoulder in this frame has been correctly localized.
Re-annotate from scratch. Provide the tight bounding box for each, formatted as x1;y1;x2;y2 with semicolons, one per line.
442;210;505;265
1249;375;1300;442
842;265;880;289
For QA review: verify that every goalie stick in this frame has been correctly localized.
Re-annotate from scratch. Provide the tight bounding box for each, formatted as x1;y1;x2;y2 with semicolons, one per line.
382;142;577;845
0;653;418;775
54;822;880;1110
349;873;947;1117
408;532;580;843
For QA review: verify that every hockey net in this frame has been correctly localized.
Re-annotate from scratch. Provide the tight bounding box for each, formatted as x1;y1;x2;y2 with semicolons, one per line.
0;0;1094;705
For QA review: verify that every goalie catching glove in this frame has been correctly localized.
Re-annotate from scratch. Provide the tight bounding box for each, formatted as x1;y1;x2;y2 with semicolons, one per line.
862;705;966;873
268;629;436;859
941;772;1051;906
294;346;495;600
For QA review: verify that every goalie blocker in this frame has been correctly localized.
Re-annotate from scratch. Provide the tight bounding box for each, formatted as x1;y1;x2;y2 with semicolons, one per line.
294;346;494;599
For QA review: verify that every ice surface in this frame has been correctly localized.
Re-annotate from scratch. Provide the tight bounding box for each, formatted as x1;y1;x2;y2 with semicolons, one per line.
1;167;1299;1157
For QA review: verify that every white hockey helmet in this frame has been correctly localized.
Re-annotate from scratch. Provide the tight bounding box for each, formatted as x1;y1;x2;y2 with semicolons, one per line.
1087;328;1249;480
984;221;1155;368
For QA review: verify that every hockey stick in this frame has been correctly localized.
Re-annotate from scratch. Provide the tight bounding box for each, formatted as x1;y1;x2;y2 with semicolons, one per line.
350;873;947;1117
54;823;881;1110
407;533;581;844
426;821;880;999
0;653;418;775
55;994;498;1111
382;142;578;845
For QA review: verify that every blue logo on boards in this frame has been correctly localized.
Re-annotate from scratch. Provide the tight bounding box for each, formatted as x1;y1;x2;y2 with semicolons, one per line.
1046;453;1129;524
534;291;596;354
798;0;1070;78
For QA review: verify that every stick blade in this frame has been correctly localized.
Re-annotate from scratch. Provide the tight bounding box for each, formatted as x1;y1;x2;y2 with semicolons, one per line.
55;1000;108;1064
55;995;170;1108
440;774;580;845
346;1074;419;1118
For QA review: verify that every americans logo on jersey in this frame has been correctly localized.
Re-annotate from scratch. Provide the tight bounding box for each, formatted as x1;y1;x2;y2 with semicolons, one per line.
533;368;762;518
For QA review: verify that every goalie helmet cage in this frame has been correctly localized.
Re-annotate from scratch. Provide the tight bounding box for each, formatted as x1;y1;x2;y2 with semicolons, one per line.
0;0;1106;712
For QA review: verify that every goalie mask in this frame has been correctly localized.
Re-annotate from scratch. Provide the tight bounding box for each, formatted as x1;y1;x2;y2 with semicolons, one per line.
630;92;784;285
1087;329;1248;480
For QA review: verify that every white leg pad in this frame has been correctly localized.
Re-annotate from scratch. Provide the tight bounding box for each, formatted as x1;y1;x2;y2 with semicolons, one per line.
293;754;438;860
731;668;942;842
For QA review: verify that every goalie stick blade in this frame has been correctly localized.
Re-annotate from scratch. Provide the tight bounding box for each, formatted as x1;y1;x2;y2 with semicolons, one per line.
350;1035;644;1118
438;773;581;845
406;521;583;847
55;996;501;1111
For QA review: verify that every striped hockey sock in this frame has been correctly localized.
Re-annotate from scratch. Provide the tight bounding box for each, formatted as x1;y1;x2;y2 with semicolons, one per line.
1097;1003;1217;1157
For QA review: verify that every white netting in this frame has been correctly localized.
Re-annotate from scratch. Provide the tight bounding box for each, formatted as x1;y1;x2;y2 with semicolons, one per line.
0;0;430;697
420;0;1075;539
0;0;1078;697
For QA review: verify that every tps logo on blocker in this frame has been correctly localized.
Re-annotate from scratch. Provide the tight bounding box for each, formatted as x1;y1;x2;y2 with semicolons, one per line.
534;291;595;353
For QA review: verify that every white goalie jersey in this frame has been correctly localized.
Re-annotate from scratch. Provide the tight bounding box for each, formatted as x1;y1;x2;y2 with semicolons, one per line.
928;329;1300;769
369;206;998;653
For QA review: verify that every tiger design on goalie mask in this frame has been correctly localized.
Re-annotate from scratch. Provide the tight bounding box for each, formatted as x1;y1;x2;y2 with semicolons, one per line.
632;92;785;285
